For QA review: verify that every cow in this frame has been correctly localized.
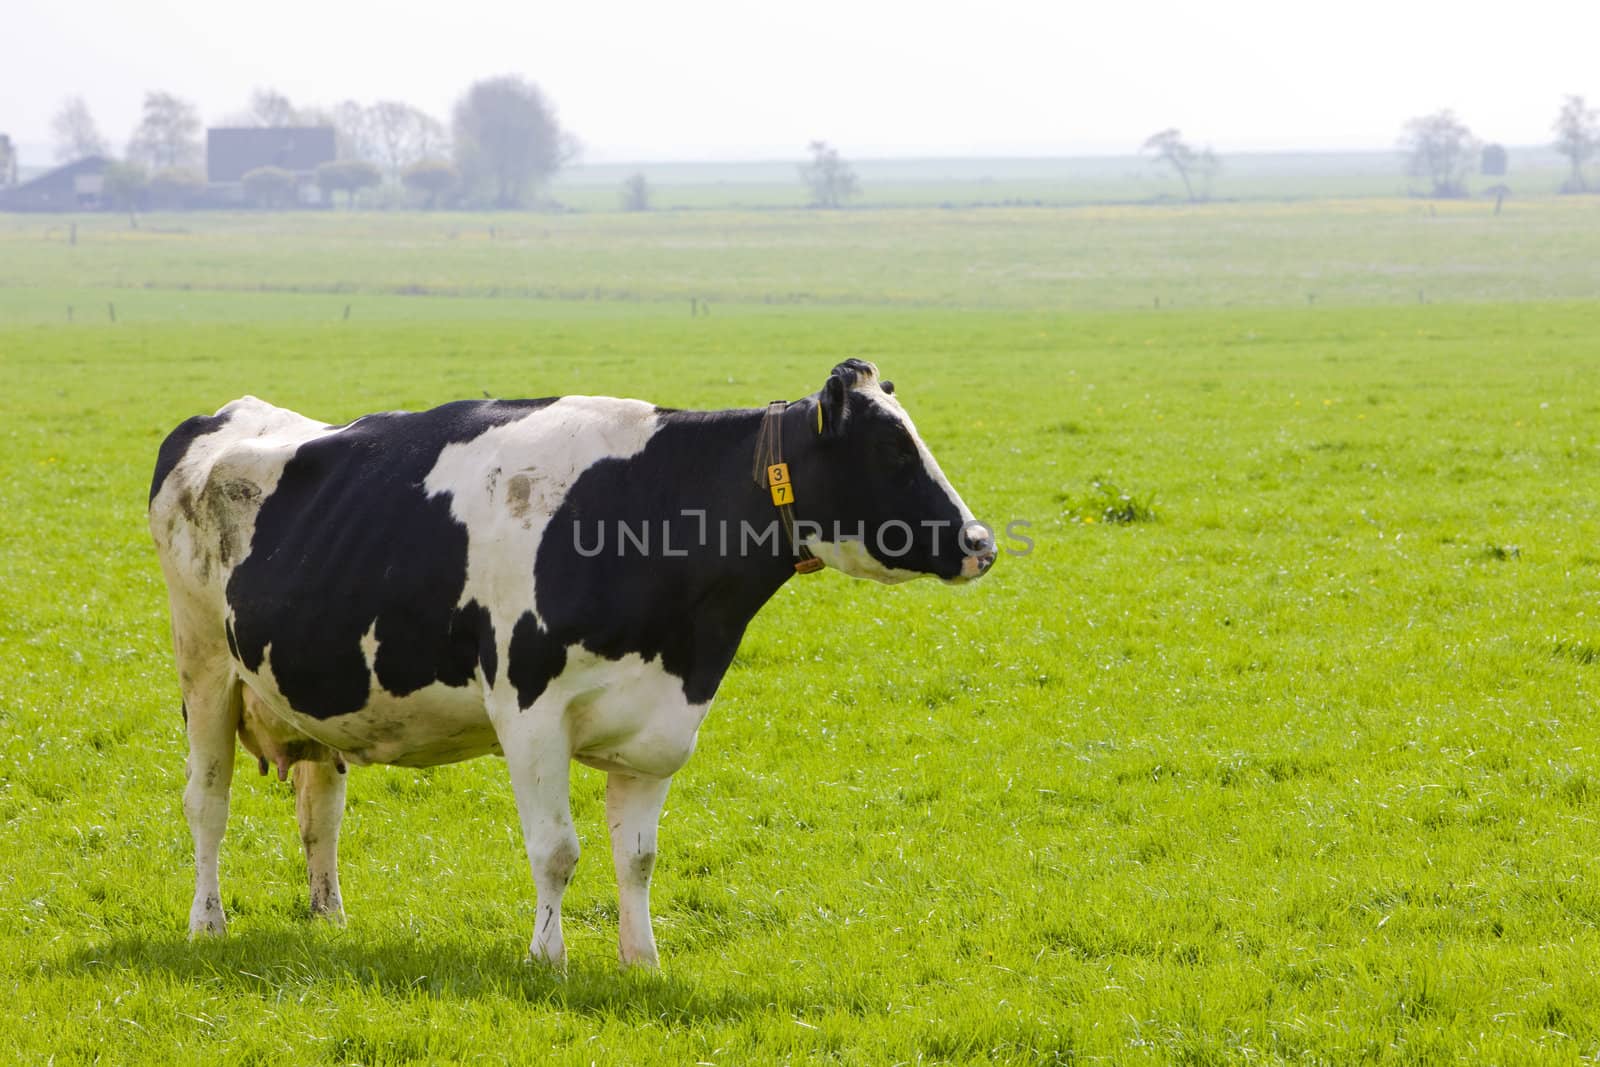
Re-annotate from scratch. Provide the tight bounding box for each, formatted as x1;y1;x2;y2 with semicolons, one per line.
148;358;996;967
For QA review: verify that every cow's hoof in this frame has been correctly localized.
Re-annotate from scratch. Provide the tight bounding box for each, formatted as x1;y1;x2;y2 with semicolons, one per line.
526;948;568;974
188;896;227;938
187;917;227;939
618;950;660;971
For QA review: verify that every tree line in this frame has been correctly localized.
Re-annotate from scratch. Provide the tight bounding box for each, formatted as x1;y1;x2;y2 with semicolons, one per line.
48;77;576;210
1402;96;1600;198
30;84;1600;211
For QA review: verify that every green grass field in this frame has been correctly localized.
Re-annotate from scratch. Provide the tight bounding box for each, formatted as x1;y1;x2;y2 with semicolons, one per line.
2;203;1599;1063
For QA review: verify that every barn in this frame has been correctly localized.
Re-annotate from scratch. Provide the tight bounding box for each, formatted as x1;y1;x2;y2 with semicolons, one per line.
0;155;112;212
206;126;337;205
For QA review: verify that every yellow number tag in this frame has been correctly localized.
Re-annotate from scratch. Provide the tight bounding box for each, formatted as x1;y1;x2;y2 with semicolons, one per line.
770;483;795;506
767;462;791;487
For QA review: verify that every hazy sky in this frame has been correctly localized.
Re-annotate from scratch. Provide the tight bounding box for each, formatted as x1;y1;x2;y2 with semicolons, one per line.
6;0;1598;164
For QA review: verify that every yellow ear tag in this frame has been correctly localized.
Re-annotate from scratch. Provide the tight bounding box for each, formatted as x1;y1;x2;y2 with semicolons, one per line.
767;462;791;487
770;483;795;506
816;404;824;433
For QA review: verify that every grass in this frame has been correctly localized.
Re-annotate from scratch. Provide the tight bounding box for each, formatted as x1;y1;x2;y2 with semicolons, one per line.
6;195;1600;315
2;207;1599;1062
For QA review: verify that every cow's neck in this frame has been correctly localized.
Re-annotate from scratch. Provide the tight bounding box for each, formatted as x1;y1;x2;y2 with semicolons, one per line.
663;403;814;600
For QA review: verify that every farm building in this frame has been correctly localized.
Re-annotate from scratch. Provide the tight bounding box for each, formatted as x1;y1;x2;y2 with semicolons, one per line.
0;155;112;212
206;126;337;205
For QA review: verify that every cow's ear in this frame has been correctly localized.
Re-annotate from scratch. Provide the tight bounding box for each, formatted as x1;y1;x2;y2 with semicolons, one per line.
817;372;850;439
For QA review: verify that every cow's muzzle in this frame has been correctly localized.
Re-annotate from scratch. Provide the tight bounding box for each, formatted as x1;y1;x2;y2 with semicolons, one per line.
954;522;997;582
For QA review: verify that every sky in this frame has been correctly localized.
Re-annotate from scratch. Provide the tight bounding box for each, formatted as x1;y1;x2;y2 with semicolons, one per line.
6;0;1599;165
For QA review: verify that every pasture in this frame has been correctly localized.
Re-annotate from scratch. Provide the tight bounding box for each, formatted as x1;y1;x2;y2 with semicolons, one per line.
2;200;1599;1063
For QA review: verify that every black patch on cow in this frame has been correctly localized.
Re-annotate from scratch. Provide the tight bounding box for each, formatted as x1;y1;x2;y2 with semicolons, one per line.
521;375;974;708
507;612;569;709
806;385;970;581
458;599;497;688
150;409;237;504
530;409;793;707
225;399;554;719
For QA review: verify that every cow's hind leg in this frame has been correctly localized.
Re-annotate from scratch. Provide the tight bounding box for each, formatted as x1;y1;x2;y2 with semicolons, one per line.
293;758;347;922
182;667;243;936
606;771;672;968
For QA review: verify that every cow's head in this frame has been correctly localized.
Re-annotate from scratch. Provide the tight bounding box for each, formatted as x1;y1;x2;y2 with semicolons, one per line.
795;359;996;584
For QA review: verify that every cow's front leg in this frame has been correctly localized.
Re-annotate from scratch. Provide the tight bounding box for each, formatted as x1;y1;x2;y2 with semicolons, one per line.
293;758;347;922
606;771;672;968
498;716;579;967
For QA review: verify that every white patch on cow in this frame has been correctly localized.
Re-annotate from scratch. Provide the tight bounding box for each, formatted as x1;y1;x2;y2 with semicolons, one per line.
236;643;497;767
804;535;924;584
149;397;331;596
423;396;661;689
555;649;709;778
358;623;379;672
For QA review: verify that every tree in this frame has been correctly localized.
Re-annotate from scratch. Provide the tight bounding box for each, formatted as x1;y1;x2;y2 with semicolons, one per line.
1142;129;1219;202
242;166;297;209
149;168;205;209
127;91;202;170
248;88;301;127
316;159;382;207
331;99;379;163
52;97;108;161
1552;95;1599;193
1400;110;1478;198
402;159;458;208
369;100;448;179
1480;143;1508;177
101;162;149;212
799;140;859;208
0;134;16;186
452;75;568;208
619;172;651;212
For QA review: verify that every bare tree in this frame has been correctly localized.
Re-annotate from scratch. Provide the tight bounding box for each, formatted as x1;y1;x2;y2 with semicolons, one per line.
369;101;448;179
331;99;379;162
1553;95;1599;193
452;76;567;208
799;140;859;208
1142;129;1219;202
127;91;202;170
1400;110;1478;198
247;88;301;127
52;96;108;161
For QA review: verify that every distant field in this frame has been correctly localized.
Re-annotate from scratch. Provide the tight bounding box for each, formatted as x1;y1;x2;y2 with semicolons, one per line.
551;149;1573;210
3;196;1599;317
2;201;1599;1062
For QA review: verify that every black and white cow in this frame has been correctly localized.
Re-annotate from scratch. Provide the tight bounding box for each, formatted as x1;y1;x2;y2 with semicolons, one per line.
148;359;995;967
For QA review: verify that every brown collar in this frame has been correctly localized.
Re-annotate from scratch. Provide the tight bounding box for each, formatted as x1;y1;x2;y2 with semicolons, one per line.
753;401;824;574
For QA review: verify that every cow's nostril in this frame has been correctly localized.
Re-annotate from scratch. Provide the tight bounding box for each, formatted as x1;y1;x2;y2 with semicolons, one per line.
961;522;996;558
